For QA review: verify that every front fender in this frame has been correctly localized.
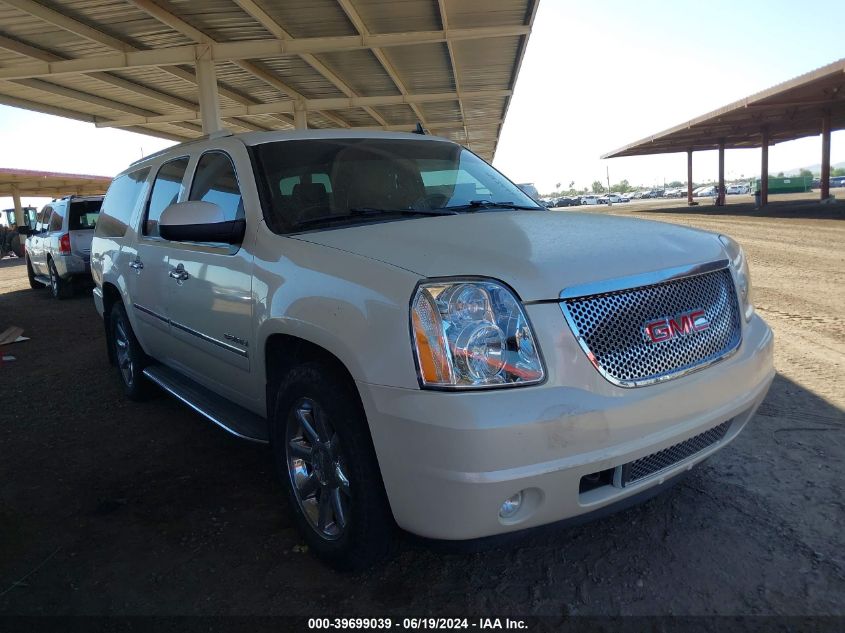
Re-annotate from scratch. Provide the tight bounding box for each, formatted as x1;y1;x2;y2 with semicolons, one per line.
253;231;423;390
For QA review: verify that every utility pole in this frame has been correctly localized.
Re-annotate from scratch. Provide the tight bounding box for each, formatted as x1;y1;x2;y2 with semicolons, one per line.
606;166;611;192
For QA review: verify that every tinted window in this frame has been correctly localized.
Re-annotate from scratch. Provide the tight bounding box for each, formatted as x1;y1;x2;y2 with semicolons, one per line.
36;206;53;232
48;206;64;232
189;152;243;221
145;157;189;237
69;199;102;230
96;169;150;239
253;139;540;233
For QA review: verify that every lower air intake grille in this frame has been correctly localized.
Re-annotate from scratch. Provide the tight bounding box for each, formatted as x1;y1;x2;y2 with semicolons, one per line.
620;420;732;486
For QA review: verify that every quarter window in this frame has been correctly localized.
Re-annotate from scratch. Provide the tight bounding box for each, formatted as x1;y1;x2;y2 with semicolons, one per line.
145;157;189;237
189;152;244;222
96;168;150;239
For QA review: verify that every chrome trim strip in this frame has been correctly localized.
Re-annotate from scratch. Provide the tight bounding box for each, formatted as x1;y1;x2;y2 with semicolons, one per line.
170;321;249;358
134;302;168;323
142;368;267;444
559;259;729;300
133;303;249;358
559;261;741;389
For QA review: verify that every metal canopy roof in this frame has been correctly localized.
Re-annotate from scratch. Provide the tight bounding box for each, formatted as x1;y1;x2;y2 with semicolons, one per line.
0;166;111;196
0;0;539;161
603;58;845;158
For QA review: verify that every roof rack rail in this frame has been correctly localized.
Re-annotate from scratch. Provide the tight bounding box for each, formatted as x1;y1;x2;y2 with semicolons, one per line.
129;129;234;166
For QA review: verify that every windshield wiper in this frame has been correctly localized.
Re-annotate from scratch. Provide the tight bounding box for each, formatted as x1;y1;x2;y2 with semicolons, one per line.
291;207;457;231
348;207;458;217
443;200;543;212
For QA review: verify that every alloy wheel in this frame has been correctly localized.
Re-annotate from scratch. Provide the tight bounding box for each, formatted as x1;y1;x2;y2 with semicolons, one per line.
114;319;134;387
286;398;351;540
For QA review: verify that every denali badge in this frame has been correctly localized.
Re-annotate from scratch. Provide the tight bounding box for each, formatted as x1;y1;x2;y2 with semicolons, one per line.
644;310;709;343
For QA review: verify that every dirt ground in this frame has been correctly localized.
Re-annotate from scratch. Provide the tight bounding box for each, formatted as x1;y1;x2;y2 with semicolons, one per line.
0;200;843;617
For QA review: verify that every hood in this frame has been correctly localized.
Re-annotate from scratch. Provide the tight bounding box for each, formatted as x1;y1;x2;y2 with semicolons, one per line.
291;211;726;301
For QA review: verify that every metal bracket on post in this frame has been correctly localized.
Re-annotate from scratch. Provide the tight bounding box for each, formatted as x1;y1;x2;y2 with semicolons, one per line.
195;44;223;135
293;101;308;130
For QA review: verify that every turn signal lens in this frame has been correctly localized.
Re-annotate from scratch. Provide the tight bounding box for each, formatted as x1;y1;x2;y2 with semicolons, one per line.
719;235;754;321
411;279;544;389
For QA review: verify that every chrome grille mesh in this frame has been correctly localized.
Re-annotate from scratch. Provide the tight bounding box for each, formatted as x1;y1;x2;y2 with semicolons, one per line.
561;267;741;387
621;420;732;486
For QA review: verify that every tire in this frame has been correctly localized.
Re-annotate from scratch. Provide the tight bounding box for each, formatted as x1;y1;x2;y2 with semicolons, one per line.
25;256;42;290
270;362;393;570
108;303;153;401
47;258;73;299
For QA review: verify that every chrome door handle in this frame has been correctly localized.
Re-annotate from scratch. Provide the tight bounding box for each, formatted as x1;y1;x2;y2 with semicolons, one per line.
129;259;144;270
169;265;189;281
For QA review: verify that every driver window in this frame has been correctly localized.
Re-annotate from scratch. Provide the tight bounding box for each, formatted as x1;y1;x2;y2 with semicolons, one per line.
189;151;244;222
144;157;189;238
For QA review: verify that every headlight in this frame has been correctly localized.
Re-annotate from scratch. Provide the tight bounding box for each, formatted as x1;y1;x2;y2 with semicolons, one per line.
411;279;545;388
719;235;754;321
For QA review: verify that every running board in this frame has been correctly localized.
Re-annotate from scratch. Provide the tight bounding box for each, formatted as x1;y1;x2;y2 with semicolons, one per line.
142;365;269;443
34;275;51;286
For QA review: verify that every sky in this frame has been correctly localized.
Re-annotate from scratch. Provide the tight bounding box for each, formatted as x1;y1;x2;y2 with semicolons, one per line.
1;0;844;210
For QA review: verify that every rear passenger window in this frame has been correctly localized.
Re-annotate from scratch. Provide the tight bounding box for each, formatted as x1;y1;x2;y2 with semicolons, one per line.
145;157;189;237
189;152;243;222
96;169;150;239
48;207;63;232
37;206;52;233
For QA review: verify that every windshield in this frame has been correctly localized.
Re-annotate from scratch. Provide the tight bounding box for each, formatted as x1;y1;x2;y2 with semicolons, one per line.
252;138;542;233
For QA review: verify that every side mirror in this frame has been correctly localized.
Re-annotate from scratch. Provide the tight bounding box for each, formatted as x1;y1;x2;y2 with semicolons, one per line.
159;201;245;245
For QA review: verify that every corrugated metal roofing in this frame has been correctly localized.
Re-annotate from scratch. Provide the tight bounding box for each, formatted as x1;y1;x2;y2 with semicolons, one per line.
0;166;111;196
0;0;539;161
603;58;845;158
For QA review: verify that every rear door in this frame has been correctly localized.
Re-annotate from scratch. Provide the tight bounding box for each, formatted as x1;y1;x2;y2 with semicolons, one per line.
67;198;102;261
163;144;258;409
126;156;190;361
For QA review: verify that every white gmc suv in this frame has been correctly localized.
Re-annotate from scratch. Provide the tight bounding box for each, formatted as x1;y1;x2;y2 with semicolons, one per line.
91;130;774;569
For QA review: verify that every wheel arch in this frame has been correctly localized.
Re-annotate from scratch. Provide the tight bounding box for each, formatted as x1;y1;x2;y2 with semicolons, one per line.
264;333;364;422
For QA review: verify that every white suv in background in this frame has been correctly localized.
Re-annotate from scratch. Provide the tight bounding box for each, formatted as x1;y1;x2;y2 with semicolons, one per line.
91;130;774;569
23;195;102;299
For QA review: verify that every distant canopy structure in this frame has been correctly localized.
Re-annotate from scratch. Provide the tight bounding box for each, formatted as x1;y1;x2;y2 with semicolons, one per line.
602;58;845;206
0;167;112;225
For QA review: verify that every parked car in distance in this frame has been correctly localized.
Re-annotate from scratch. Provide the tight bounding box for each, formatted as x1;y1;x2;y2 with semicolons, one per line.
580;194;601;205
696;186;717;198
726;184;749;195
91;129;773;570
23;195;102;299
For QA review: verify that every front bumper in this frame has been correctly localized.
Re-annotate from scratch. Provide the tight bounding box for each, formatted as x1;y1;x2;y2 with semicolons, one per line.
358;311;774;540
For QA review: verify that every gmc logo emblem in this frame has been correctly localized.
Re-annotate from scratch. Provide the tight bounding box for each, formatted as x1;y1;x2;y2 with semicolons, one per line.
644;310;709;343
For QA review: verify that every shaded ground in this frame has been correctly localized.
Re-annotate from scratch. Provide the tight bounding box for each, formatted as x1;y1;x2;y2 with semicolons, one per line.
0;202;843;616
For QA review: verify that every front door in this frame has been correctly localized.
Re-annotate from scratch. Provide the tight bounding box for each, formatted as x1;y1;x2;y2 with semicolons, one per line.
126;156;190;362
163;148;257;410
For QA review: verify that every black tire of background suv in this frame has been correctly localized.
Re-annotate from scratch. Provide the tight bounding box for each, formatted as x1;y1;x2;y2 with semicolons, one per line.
109;303;153;401
25;256;42;290
270;362;394;571
47;258;73;299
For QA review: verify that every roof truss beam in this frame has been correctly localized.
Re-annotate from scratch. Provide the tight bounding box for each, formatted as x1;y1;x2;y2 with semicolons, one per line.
0;27;531;81
93;90;512;127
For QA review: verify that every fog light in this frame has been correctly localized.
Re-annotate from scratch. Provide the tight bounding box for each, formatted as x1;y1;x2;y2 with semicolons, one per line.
499;491;523;519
